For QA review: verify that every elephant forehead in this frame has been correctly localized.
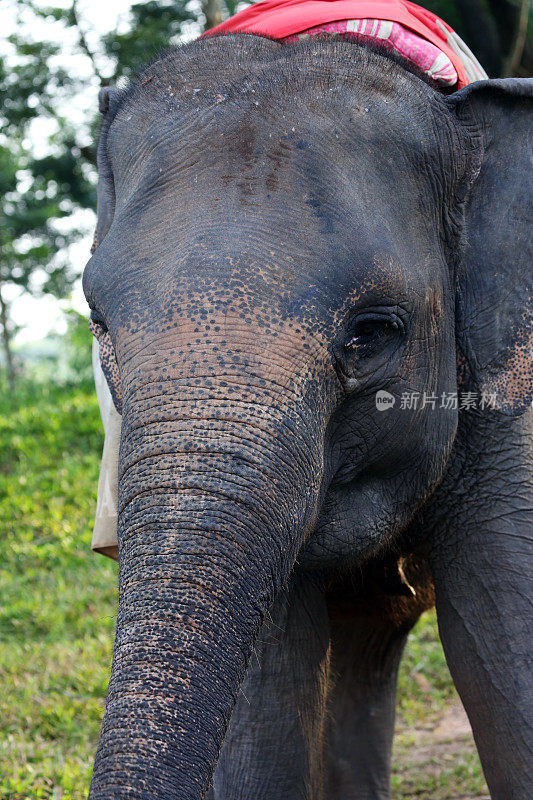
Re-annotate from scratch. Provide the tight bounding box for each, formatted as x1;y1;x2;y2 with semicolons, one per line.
103;46;459;304
107;39;456;208
110;88;440;206
103;119;439;312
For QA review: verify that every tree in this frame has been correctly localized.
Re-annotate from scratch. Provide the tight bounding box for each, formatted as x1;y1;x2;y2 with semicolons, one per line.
0;0;199;387
0;140;91;389
202;0;223;31
0;31;94;389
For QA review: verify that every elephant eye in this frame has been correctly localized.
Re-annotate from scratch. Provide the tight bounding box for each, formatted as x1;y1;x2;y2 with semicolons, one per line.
345;316;399;351
89;309;108;338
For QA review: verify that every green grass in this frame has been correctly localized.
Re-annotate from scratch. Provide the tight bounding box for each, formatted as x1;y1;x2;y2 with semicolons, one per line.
0;380;117;799
392;750;489;800
394;611;488;798
397;610;457;728
0;380;486;798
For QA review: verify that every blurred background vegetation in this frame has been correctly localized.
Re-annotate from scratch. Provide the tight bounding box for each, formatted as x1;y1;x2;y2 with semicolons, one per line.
0;1;531;797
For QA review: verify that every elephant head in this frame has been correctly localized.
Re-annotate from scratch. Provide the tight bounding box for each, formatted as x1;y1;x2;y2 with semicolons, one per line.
84;35;532;800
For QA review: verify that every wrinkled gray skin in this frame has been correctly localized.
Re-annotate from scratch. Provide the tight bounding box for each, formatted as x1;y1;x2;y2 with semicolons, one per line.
83;34;532;800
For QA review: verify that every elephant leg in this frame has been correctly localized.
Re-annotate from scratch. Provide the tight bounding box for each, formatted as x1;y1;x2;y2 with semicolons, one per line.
429;523;533;798
211;572;331;800
426;413;533;799
325;604;411;800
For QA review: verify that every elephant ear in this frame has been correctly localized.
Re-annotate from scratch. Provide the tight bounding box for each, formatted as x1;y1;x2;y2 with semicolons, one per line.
447;79;532;415
90;87;119;253
89;86;124;412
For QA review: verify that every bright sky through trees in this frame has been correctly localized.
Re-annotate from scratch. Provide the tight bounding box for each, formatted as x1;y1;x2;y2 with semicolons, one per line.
3;0;201;345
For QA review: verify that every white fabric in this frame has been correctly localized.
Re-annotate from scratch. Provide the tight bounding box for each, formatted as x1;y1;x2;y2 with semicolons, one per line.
92;339;120;560
434;19;487;83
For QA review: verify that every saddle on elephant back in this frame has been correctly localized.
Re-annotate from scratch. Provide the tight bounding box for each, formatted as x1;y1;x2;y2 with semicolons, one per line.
90;0;488;561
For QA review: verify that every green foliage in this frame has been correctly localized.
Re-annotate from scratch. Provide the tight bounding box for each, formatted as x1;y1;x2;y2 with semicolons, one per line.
102;0;197;82
0;142;90;298
0;27;94;281
0;37;68;135
0;20;95;386
62;310;94;383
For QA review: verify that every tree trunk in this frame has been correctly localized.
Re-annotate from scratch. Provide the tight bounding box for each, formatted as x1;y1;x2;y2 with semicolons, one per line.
503;0;530;77
202;0;222;32
0;282;16;392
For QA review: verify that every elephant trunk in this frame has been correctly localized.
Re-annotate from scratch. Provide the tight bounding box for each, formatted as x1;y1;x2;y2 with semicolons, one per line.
88;372;323;800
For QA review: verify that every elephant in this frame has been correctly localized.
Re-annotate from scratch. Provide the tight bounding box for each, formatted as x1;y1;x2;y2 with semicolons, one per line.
83;32;532;800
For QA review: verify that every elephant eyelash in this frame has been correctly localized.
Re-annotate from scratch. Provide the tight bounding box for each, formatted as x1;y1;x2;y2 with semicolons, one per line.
344;317;401;351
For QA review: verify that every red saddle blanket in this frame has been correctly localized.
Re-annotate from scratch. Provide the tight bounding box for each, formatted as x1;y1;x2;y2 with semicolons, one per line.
205;0;487;89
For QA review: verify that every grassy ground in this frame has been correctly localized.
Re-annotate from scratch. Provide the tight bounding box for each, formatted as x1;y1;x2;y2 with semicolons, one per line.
0;381;488;799
394;615;488;799
0;381;117;798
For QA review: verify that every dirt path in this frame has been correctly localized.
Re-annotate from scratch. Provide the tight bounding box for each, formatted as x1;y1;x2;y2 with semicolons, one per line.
393;702;490;799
